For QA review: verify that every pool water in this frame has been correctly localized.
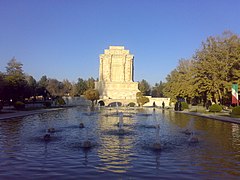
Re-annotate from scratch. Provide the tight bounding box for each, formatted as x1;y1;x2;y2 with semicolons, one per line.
0;107;239;179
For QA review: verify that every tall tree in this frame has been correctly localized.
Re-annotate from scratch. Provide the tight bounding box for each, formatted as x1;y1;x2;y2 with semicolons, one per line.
36;75;50;100
193;31;240;104
138;79;151;96
75;78;87;96
86;77;95;90
0;72;6;101
46;78;64;97
163;31;240;106
6;57;24;77
25;75;37;99
163;59;195;103
151;81;165;97
62;79;73;96
38;75;48;88
84;89;99;107
4;58;27;102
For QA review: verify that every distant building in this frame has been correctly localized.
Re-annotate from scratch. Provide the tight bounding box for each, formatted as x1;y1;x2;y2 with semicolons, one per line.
95;46;139;106
95;46;170;107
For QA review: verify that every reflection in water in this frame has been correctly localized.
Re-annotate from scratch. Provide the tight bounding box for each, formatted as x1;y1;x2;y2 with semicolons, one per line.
0;107;240;179
97;110;134;173
0;119;23;155
232;124;240;144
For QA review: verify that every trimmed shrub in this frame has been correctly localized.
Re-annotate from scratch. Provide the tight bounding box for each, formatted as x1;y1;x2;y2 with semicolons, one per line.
128;102;136;107
14;101;25;110
231;106;240;117
181;102;189;110
56;97;66;106
209;104;222;112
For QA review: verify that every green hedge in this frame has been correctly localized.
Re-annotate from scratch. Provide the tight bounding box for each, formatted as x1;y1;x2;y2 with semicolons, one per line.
128;102;136;107
231;106;240;117
14;101;25;110
56;97;66;106
181;102;189;110
209;104;222;112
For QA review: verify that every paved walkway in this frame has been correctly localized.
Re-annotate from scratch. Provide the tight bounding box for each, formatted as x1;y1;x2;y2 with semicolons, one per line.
0;107;64;120
175;110;240;124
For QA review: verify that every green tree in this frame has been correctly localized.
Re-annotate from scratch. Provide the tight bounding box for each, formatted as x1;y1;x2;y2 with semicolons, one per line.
193;31;240;105
163;31;240;106
75;78;87;96
86;77;95;90
84;89;99;107
25;75;37;99
136;92;149;106
0;72;6;101
151;81;165;97
163;59;195;103
38;75;48;88
138;79;151;95
36;75;51;100
46;78;64;97
6;58;24;76
62;79;73;96
4;58;27;102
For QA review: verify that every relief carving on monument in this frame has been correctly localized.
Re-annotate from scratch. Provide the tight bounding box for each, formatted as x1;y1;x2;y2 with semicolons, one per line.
96;46;139;100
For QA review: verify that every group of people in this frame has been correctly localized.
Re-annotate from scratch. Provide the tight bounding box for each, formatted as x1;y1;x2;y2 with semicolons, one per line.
174;101;182;111
152;101;165;109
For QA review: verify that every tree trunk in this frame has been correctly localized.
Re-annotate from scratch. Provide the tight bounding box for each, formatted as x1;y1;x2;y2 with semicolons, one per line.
217;89;223;105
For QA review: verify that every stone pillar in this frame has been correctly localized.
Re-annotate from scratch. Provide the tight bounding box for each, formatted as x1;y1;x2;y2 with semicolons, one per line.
122;57;126;82
131;58;133;82
99;56;103;81
109;55;112;81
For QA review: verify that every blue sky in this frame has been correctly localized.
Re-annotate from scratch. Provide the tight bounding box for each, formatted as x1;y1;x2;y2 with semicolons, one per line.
0;0;239;85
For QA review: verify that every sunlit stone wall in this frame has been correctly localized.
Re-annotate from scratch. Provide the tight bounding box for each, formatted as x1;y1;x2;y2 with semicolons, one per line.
95;46;139;102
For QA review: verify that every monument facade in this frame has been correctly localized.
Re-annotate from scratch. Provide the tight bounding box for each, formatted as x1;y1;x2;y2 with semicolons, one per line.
95;46;139;105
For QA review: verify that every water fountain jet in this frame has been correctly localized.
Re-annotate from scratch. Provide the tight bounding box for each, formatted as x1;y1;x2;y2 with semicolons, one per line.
118;112;124;135
187;132;199;143
116;102;119;115
183;118;194;135
152;110;161;150
48;128;55;133
43;132;51;141
79;122;85;128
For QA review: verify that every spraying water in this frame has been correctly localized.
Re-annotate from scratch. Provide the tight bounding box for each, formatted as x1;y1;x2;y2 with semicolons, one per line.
152;109;161;149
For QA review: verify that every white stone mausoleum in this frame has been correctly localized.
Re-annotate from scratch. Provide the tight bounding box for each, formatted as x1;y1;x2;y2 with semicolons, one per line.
95;46;139;106
95;46;170;107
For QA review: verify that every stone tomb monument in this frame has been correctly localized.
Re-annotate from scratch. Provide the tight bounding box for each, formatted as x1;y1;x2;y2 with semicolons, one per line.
95;46;139;105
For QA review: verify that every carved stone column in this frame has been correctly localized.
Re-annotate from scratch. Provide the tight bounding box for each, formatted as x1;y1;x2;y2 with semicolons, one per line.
99;56;103;81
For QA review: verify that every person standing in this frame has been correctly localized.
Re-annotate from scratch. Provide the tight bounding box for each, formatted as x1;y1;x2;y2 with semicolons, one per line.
162;101;165;109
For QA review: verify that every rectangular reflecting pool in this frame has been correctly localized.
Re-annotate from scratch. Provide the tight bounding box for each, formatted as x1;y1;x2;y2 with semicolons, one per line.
0;107;239;179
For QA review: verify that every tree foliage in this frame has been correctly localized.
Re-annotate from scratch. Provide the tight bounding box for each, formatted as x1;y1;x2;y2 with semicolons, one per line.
151;81;165;97
4;58;28;102
136;92;149;106
84;89;99;106
138;79;151;95
74;78;87;96
0;58;97;104
86;77;95;89
163;59;196;103
163;31;240;106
